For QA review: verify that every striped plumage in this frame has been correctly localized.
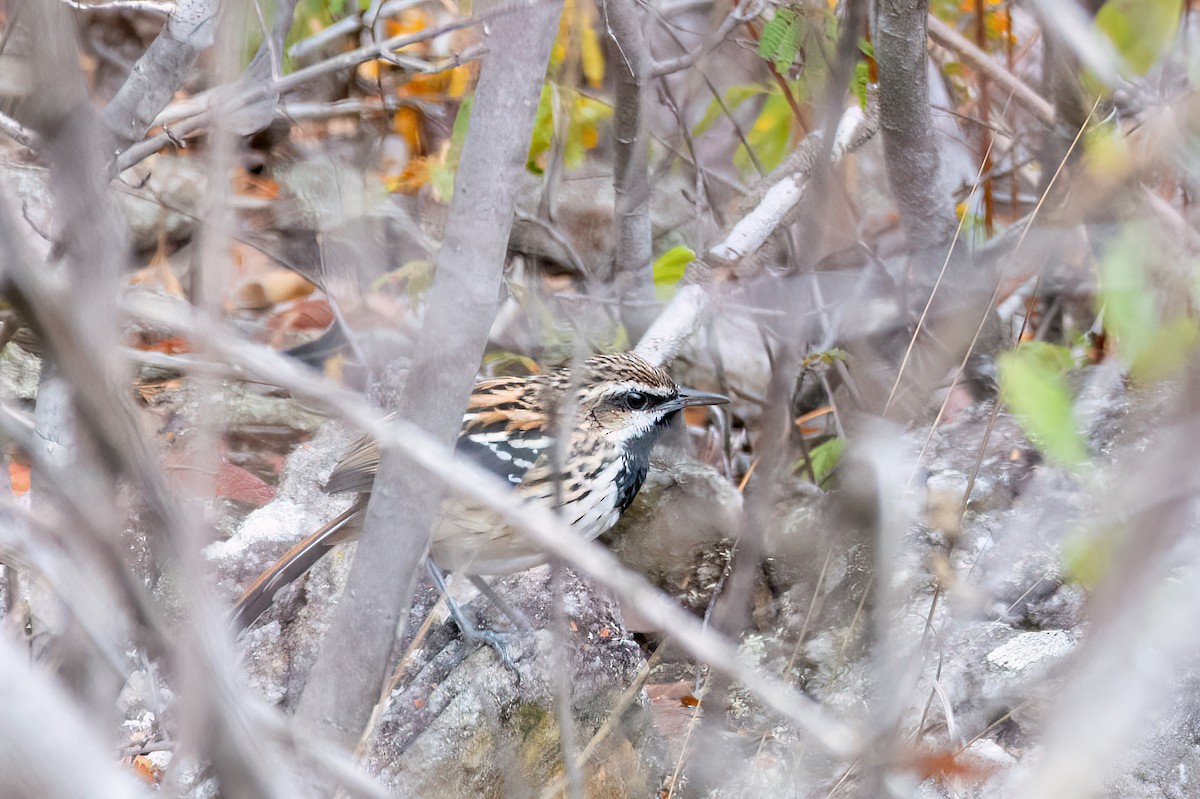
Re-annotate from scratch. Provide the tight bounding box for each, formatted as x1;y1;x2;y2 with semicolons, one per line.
233;352;727;631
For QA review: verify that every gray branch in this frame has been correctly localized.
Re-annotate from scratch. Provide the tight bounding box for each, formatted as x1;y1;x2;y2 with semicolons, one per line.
294;0;565;749
601;0;656;340
635;105;878;366
875;0;958;256
100;0;217;150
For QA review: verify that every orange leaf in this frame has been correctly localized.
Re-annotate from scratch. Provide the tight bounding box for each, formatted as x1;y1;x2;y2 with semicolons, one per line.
8;461;29;496
679;694;700;708
235;271;315;309
901;746;995;783
128;754;163;785
682;405;715;426
135;378;183;402
357;59;383;82
137;336;191;355
446;64;473;98
393;106;423;154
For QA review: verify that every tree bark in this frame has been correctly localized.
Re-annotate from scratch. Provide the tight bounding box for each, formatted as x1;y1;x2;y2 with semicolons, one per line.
294;0;564;749
875;0;957;258
602;0;657;340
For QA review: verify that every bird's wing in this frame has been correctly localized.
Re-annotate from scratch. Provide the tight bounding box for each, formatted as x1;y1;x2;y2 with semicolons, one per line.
456;376;555;486
323;376;555;494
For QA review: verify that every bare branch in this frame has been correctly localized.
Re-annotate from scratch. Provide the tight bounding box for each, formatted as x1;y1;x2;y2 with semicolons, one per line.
926;14;1057;129
114;12;485;171
287;0;429;60
876;0;958;252
63;0;173;12
101;0;218;149
0;109;38;148
635;105;877;367
649;12;737;78
0;635;149;799
601;0;656;339
293;0;564;748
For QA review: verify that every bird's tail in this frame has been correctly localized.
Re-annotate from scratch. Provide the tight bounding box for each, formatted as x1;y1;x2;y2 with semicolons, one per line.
231;498;366;632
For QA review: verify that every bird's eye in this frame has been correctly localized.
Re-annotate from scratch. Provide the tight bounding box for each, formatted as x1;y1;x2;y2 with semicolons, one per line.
624;391;648;411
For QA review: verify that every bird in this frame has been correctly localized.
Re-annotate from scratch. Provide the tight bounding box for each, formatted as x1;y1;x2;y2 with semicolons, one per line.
232;352;728;636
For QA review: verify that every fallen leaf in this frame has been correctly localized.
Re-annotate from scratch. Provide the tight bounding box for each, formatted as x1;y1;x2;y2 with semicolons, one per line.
136;336;191;355
135;378;183;402
8;461;29;496
900;745;995;783
236;271;315;309
127;754;162;785
269;298;334;336
215;462;276;506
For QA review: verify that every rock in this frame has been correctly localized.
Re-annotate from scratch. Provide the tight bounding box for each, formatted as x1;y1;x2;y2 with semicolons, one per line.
0;342;40;400
215;421;662;794
985;630;1075;672
364;567;656;797
602;451;742;623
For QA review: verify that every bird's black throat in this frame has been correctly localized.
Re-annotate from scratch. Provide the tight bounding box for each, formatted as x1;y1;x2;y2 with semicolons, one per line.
613;410;682;514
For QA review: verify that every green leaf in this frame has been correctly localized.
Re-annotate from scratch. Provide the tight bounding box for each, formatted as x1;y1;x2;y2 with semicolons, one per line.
1099;224;1156;357
794;437;845;484
802;347;848;368
693;85;770;136
526;83;613;174
652;246;695;301
526;83;556;174
757;8;799;74
428;96;473;200
850;37;873;110
1131;316;1198;382
1063;526;1119;588
563;93;613;169
1097;222;1198;381
735;92;794;173
998;343;1088;468
1094;0;1182;75
851;61;870;109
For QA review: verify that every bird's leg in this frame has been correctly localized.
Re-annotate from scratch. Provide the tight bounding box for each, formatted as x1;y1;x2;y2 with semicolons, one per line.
467;575;533;632
425;561;519;668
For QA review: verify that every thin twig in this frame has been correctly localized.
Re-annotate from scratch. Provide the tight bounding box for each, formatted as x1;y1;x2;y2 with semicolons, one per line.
926;14;1057;129
61;0;173;11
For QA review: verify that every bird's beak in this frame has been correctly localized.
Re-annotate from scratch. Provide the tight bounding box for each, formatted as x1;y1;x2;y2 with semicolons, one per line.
675;387;730;408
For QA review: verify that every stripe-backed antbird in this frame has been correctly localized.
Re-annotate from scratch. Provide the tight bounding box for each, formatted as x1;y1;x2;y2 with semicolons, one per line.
232;352;728;652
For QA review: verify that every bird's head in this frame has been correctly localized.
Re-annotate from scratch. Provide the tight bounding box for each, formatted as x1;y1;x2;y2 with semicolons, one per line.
566;353;728;451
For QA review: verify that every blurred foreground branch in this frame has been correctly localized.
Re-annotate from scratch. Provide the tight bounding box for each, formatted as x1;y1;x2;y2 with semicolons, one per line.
293;0;566;749
635;103;878;366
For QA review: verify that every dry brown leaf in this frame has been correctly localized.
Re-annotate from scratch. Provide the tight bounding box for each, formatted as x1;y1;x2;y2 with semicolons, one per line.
214;461;276;506
236;271;315;309
269;298;334;336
